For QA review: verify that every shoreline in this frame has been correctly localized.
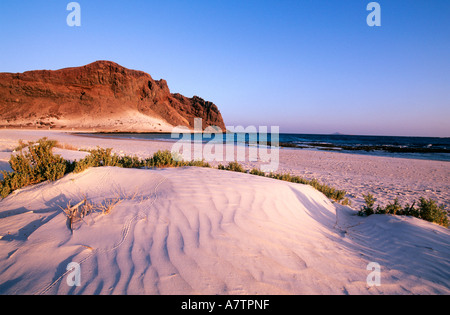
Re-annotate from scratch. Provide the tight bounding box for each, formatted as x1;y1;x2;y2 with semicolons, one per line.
75;131;450;163
1;129;449;210
3;127;449;162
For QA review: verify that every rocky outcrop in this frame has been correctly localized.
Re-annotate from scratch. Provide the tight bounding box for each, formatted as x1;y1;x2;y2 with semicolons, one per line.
0;61;226;132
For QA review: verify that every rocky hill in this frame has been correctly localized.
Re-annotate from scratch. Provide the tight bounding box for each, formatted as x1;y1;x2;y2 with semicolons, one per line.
0;61;226;132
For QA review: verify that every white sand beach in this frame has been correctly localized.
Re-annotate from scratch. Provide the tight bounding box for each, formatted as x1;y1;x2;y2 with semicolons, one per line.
0;130;449;295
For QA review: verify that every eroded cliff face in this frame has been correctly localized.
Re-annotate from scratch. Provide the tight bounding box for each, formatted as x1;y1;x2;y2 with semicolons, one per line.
0;61;226;132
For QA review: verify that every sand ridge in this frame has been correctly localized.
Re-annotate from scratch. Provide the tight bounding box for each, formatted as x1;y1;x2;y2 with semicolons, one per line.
0;166;449;294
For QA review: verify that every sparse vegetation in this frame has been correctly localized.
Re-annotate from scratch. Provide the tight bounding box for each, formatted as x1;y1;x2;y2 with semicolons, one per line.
72;147;121;173
359;193;376;216
118;155;144;169
358;193;448;227
417;197;449;227
61;198;89;231
145;150;181;168
1;138;67;198
144;150;211;168
184;159;212;168
218;161;246;173
222;164;347;203
61;196;123;231
249;168;266;176
98;197;123;215
0;141;213;198
265;172;347;202
341;198;351;206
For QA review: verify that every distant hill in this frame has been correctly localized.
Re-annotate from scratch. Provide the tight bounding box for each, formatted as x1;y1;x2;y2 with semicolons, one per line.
0;61;225;132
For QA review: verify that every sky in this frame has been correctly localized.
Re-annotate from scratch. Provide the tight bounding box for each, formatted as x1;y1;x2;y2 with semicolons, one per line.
0;0;449;137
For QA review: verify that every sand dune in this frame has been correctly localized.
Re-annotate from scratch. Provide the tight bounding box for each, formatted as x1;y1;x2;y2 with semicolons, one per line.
0;166;449;295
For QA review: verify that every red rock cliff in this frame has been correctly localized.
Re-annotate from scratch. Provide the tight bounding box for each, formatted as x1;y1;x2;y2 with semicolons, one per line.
0;61;226;132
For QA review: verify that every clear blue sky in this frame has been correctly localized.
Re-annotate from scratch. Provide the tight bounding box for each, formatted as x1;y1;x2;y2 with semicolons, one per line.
0;0;449;137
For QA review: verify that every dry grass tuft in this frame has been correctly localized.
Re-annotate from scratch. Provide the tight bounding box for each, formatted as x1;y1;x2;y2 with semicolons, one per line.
61;195;123;231
97;198;123;215
61;198;88;231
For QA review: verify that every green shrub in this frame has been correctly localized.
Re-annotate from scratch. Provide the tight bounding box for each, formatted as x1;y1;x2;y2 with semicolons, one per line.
0;138;67;198
73;147;122;173
72;157;94;173
13;138;66;183
250;168;266;176
145;150;179;168
359;193;376;216
358;194;448;227
264;171;346;202
402;202;419;217
145;150;212;168
217;161;246;173
72;149;210;173
385;198;402;215
185;160;211;168
119;155;144;168
0;179;10;199
418;198;448;227
226;161;246;173
341;198;351;206
88;147;121;167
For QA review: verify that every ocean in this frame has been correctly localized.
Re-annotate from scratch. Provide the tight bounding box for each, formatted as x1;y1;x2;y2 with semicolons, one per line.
79;132;450;162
